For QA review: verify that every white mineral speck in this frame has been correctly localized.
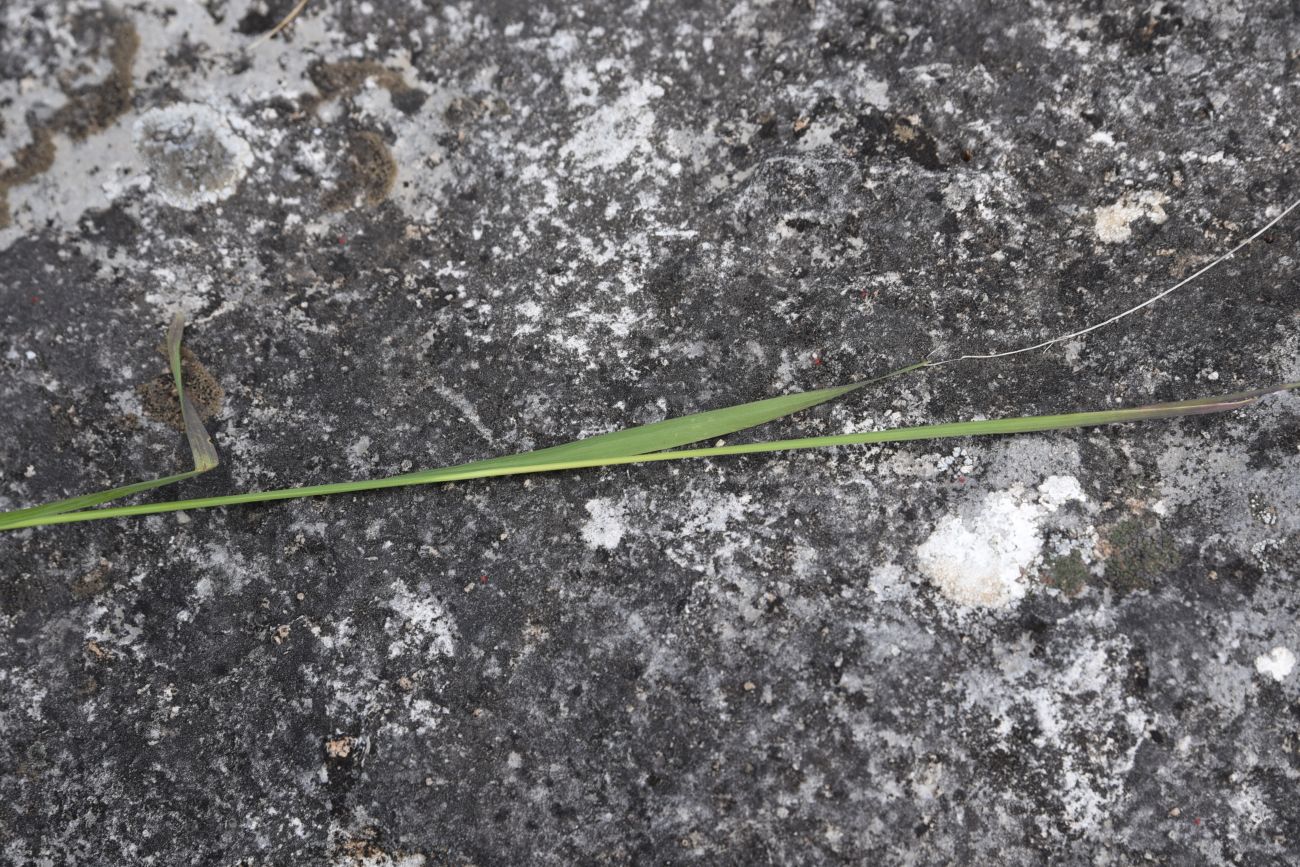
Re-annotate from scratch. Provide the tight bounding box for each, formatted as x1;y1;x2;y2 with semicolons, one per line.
1037;474;1086;510
916;491;1042;609
915;476;1087;610
581;497;627;550
1093;191;1168;244
1254;646;1295;682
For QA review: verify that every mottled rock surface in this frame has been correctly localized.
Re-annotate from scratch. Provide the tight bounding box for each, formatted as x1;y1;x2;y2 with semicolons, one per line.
2;1;1299;863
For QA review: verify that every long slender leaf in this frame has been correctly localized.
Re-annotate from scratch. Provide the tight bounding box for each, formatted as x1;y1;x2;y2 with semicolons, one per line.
0;324;927;528
0;471;209;531
381;360;931;479
3;382;1291;530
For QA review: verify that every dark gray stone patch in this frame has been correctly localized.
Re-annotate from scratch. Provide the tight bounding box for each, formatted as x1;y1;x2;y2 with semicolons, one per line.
1;1;1299;864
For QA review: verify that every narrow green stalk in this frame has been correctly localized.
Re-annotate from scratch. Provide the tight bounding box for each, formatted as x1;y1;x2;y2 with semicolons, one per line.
0;341;928;530
7;196;1295;533
0;470;208;530
3;382;1291;530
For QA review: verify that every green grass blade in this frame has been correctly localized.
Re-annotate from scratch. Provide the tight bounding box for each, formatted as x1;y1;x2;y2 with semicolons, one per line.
4;382;1291;530
0;356;925;527
0;471;207;530
0;314;218;529
382;361;931;479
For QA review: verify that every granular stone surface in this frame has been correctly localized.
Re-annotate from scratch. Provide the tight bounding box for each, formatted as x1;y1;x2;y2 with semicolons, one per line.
1;1;1298;863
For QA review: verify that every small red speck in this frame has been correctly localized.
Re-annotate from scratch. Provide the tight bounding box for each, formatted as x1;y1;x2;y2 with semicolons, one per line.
479;574;488;584
812;354;823;366
30;295;40;304
956;475;967;484
337;235;347;246
1194;818;1202;827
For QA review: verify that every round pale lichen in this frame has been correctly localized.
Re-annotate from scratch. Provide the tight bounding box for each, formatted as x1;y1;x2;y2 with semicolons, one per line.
133;102;253;210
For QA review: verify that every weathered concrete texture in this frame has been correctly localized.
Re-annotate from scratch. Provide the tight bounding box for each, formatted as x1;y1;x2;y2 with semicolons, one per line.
2;0;1299;863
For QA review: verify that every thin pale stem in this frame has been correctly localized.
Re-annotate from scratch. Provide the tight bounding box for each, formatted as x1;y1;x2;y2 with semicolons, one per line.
931;197;1300;366
248;0;311;49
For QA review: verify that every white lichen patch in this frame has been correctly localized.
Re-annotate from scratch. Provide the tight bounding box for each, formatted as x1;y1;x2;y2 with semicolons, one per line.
915;476;1087;610
1;122;141;248
581;497;627;550
867;563;912;603
385;580;457;660
1037;474;1086;509
916;492;1041;608
134;103;254;209
1254;646;1295;683
1093;190;1168;243
141;263;219;321
345;435;376;474
560;79;664;173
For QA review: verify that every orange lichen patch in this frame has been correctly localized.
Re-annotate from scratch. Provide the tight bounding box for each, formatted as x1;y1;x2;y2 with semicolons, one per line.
323;131;397;209
325;735;354;759
304;59;425;113
892;121;918;143
0;129;56;230
138;346;224;432
71;559;112;599
338;835;386;862
444;95;510;126
52;13;139;140
298;59;422;210
0;11;139;227
334;829;426;865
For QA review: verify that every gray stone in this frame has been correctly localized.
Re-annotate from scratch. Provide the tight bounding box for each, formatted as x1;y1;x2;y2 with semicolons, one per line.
1;1;1298;863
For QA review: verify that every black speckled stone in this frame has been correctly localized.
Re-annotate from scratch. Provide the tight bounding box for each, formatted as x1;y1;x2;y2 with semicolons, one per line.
2;1;1299;863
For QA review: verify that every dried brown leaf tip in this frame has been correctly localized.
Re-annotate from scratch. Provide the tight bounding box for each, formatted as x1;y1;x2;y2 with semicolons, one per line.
138;345;224;430
165;314;220;473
